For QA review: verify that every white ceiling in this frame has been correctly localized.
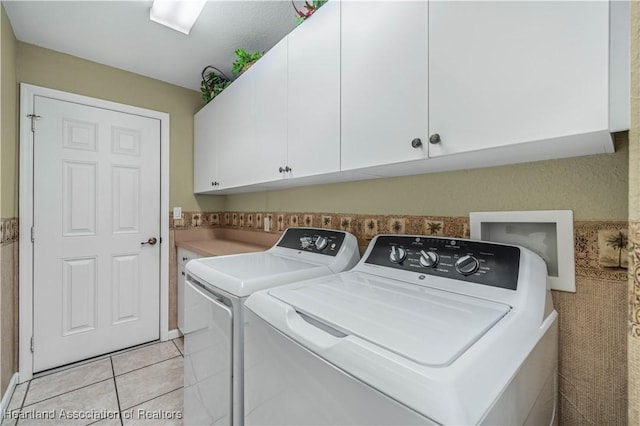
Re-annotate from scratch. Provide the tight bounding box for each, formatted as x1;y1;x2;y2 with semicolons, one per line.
3;0;300;91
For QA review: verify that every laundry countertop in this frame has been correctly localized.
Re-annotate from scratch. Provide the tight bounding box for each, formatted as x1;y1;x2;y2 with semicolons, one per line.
174;228;280;258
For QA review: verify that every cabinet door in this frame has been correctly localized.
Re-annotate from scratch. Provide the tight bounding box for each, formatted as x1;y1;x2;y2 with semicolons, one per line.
193;100;218;193
216;72;255;189
287;0;340;178
428;1;609;157
341;1;428;171
251;38;288;183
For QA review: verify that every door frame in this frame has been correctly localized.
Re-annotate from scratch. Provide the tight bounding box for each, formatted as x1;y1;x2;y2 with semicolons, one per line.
18;83;171;382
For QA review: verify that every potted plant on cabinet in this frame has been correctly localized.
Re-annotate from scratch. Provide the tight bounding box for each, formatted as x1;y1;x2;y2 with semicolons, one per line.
292;0;327;24
232;48;263;75
200;65;231;104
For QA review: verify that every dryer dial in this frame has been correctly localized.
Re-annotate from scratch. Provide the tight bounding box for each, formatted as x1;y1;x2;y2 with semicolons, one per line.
315;236;328;250
389;246;407;263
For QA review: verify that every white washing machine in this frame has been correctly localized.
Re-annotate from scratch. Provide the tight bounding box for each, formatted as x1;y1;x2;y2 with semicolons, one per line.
244;235;558;425
183;227;360;426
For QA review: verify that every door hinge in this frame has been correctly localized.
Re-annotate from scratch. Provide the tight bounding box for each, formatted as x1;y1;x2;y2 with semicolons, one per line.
27;114;41;132
31;226;35;243
30;336;34;353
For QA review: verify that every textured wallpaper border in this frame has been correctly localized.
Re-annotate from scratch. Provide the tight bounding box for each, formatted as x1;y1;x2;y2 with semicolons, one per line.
0;218;19;245
629;221;640;339
171;211;628;283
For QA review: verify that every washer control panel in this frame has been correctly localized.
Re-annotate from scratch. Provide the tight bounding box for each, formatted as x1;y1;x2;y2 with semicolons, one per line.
277;228;347;257
365;236;520;290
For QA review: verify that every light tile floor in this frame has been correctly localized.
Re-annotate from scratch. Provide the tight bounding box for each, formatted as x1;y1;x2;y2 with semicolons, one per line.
2;338;184;426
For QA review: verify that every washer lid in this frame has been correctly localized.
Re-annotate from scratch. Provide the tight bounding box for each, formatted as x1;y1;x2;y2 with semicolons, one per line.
269;273;511;366
186;252;327;297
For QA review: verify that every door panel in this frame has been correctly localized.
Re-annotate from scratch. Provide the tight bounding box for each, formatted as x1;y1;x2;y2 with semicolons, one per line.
61;257;97;336
33;96;160;372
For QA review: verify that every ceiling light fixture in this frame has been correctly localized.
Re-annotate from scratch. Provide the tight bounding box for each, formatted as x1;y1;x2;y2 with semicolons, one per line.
150;0;207;35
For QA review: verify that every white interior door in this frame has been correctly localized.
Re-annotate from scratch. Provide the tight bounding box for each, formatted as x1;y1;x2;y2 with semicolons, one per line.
32;95;161;372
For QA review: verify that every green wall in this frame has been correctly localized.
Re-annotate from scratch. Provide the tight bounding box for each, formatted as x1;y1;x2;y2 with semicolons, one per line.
16;42;224;212
225;134;629;221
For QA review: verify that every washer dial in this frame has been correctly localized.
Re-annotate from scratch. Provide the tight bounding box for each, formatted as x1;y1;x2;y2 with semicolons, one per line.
419;250;439;268
455;255;480;276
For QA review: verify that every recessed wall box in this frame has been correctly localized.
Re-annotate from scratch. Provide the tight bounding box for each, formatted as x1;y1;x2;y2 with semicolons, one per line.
470;210;575;292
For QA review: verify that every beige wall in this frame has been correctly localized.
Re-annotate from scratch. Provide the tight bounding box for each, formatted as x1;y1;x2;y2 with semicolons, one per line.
16;42;224;212
1;3;18;394
225;134;628;220
1;4;17;219
629;2;640;424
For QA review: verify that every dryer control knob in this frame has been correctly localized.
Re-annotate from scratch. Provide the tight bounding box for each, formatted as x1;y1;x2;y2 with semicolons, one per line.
455;255;480;276
315;236;328;250
389;246;407;263
419;250;439;268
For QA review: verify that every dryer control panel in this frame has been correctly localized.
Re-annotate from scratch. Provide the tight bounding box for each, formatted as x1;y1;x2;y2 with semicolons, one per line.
277;228;347;257
365;236;520;290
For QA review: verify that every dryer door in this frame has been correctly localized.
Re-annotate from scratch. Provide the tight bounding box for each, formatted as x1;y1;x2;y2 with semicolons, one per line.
184;277;233;425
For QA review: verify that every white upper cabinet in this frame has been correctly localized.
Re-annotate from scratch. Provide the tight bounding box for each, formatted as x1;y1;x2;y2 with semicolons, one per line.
194;0;628;194
427;1;614;158
193;98;218;193
249;37;288;184
287;0;341;178
215;71;254;190
341;1;428;172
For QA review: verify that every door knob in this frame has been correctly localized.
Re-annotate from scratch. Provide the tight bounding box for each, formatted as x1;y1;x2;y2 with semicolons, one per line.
141;237;158;246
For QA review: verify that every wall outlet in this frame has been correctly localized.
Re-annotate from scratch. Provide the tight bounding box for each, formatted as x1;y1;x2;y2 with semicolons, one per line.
173;207;182;219
263;216;270;231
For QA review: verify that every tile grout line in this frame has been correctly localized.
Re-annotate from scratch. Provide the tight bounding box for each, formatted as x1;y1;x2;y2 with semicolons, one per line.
21;378;113;410
113;354;183;378
109;357;124;426
14;380;31;426
118;387;183;413
171;338;184;357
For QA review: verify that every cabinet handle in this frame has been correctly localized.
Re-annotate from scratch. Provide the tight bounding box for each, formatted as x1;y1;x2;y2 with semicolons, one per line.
182;257;188;261
429;134;441;144
211;181;219;187
181;271;185;276
411;138;423;148
285;166;292;172
279;166;285;173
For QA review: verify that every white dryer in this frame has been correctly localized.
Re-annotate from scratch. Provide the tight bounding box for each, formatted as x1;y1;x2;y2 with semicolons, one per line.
244;235;558;425
183;227;360;426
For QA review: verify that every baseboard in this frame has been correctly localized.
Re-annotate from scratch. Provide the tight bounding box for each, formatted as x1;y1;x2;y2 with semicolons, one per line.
167;329;183;340
0;373;19;422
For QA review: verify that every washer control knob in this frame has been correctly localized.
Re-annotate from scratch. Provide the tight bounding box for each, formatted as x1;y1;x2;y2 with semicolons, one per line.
419;250;439;268
300;236;312;249
455;255;480;276
389;246;407;263
315;236;328;250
